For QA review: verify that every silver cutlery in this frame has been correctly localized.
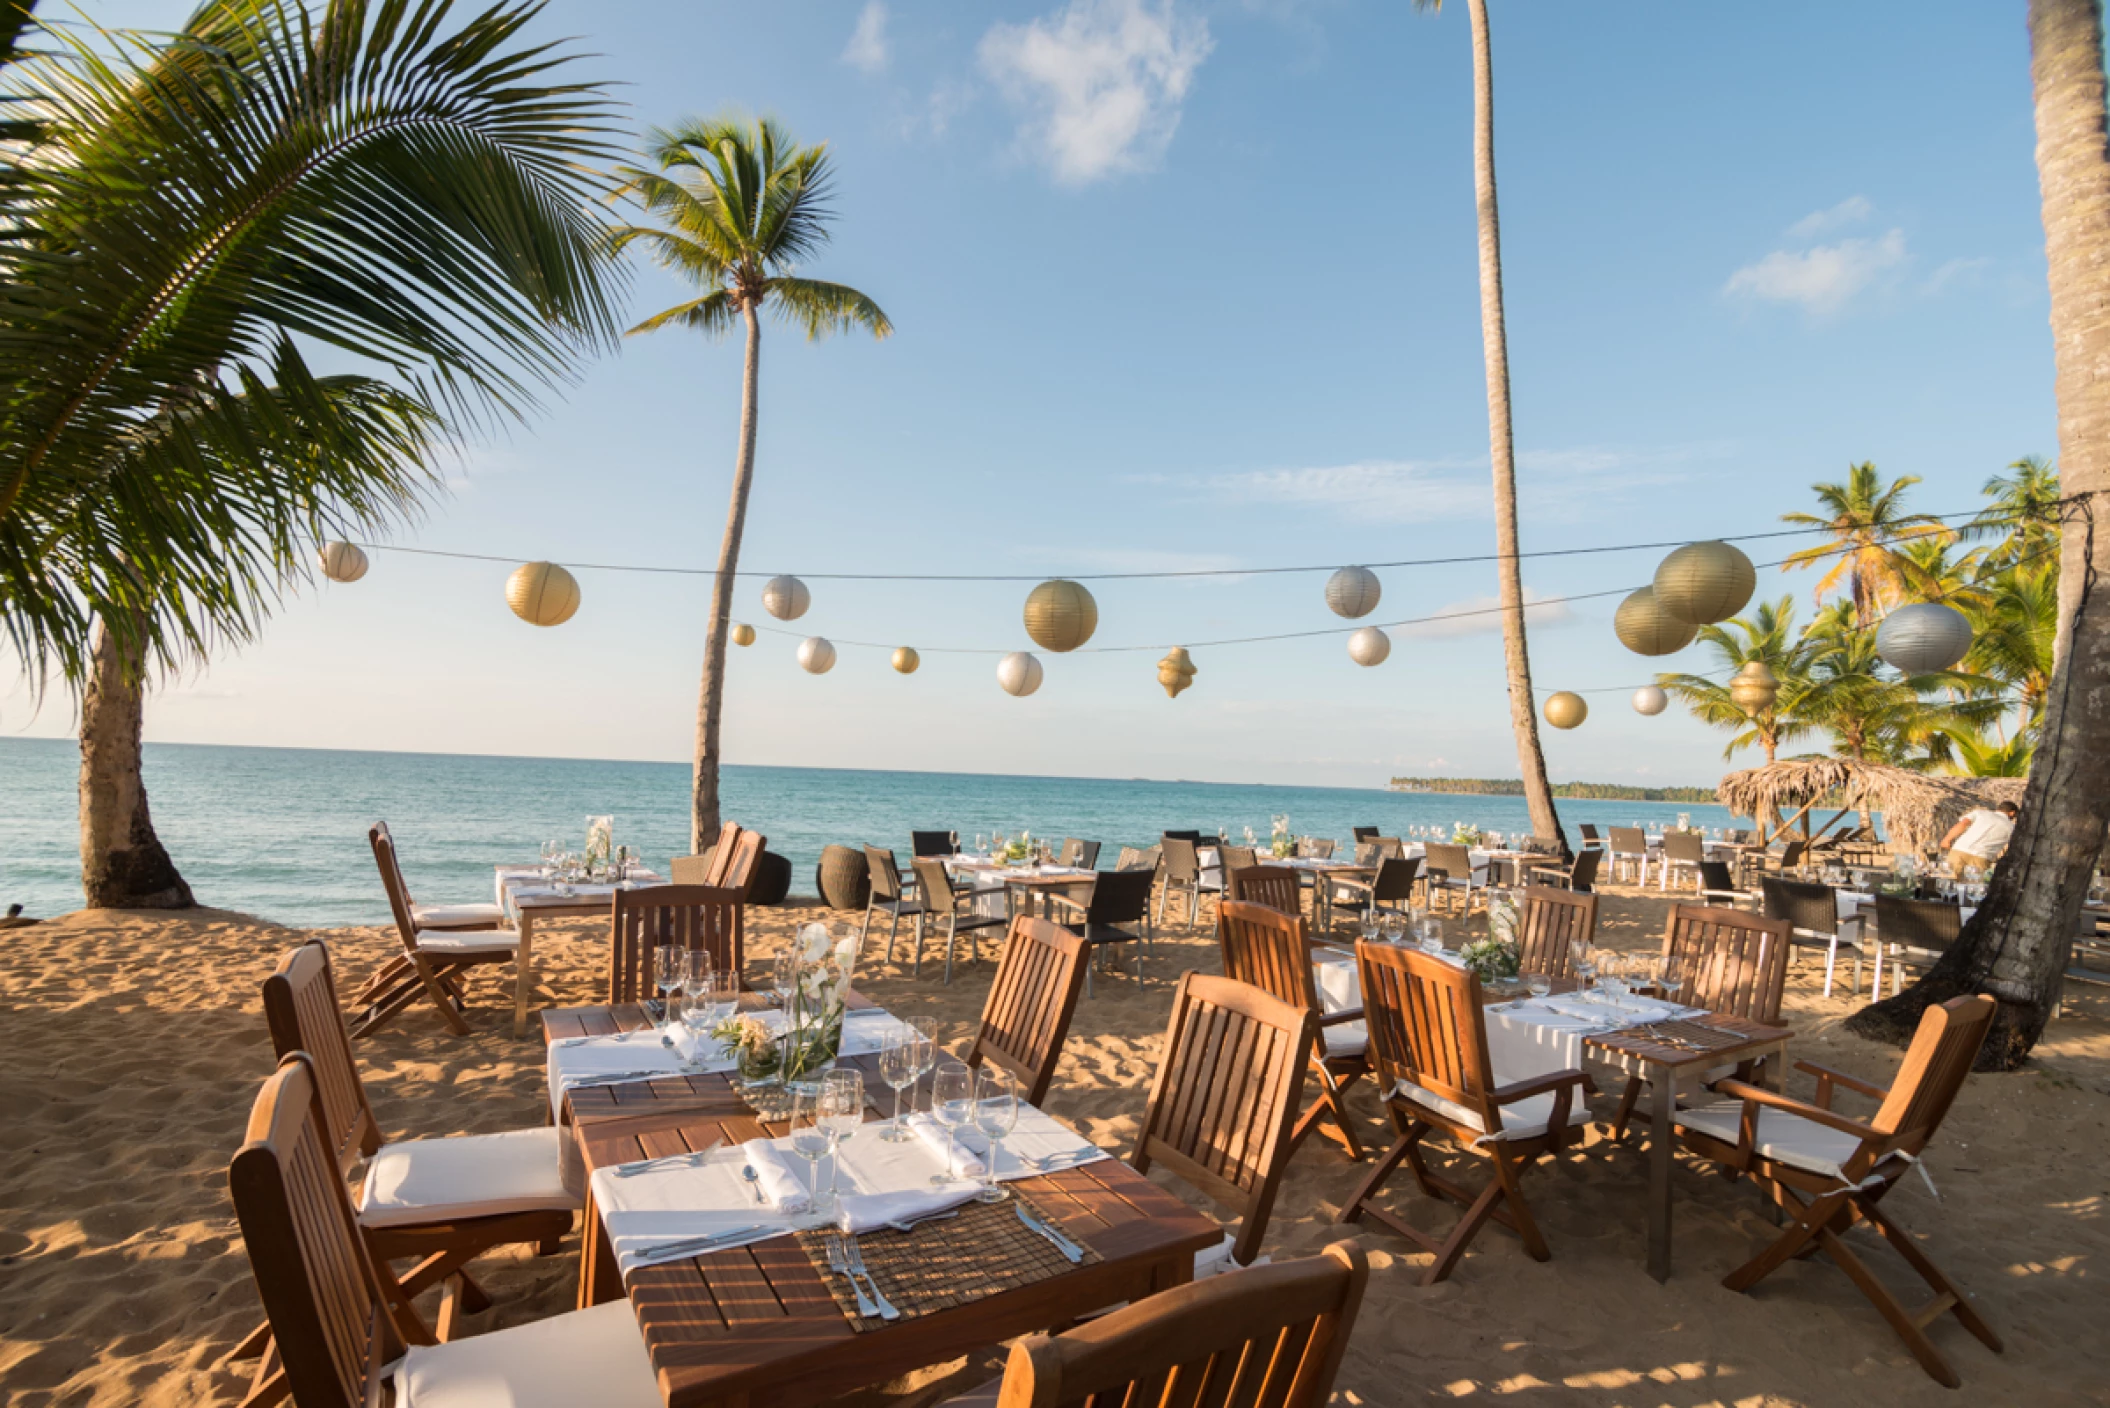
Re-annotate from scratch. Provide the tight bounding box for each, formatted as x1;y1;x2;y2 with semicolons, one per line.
1014;1204;1084;1263
632;1224;768;1264
823;1232;884;1318
1024;1148;1100;1172
563;1069;671;1090
741;1164;766;1204
843;1236;900;1320
886;1207;961;1234
612;1137;725;1179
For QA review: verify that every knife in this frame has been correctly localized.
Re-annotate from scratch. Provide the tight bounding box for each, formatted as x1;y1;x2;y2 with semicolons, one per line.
629;1224;770;1265
1015;1204;1084;1263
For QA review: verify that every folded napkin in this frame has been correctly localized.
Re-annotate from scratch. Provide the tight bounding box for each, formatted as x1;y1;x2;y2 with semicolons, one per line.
547;1032;717;1120
1540;994;1702;1026
742;1139;815;1215
899;1104;1109;1182
906;1113;988;1178
587;1147;793;1275
834;1182;980;1235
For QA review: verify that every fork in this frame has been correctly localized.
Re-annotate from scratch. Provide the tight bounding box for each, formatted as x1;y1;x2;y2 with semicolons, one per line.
823;1232;883;1319
612;1136;725;1179
843;1235;900;1320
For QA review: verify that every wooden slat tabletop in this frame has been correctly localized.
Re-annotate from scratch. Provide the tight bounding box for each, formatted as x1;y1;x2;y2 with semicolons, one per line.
1583;1013;1791;1071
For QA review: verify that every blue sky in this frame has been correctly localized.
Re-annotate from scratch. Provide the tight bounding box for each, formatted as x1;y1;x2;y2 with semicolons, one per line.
1;1;2059;788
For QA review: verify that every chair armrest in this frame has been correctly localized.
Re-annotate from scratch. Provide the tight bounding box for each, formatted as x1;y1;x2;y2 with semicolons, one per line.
1044;891;1088;916
1491;1068;1597;1104
1317;1007;1365;1028
1792;1060;1889;1107
1711;1079;1881;1141
1330;879;1376;899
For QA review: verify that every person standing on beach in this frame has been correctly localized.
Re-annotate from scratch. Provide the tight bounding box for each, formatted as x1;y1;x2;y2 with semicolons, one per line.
1940;802;2019;873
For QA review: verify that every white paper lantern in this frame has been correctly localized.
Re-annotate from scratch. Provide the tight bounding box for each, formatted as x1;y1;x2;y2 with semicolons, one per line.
506;561;579;627
1347;626;1391;667
797;636;836;674
997;651;1043;697
317;541;368;583
1631;685;1669;716
1876;603;1974;675
1324;566;1382;619
763;575;810;621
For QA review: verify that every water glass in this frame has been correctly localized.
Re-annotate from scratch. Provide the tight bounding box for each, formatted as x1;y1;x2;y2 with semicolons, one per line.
1526;971;1552;1000
820;1069;864;1208
907;1017;940;1115
972;1066;1018;1203
878;1027;924;1142
929;1062;974;1186
1419;917;1445;954
1358;911;1380;945
789;1086;836;1223
1381;912;1405;946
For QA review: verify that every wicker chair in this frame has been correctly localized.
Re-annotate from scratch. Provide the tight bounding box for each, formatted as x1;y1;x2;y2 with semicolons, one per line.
1049;868;1157;996
909;857;1007;983
911;830;958;857
1761;876;1864;998
860;845;927;957
1869;895;1965;999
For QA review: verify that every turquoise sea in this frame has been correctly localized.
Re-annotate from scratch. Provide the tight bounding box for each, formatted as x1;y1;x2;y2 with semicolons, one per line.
0;738;1743;927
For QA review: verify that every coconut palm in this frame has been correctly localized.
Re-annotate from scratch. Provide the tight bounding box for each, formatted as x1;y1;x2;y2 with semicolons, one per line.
610;117;890;851
1970;455;2062;569
1962;559;2059;732
1656;596;1815;764
1946;730;2034;778
1778;463;1951;626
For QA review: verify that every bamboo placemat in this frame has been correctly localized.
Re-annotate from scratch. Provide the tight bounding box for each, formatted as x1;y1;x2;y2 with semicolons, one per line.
795;1193;1102;1332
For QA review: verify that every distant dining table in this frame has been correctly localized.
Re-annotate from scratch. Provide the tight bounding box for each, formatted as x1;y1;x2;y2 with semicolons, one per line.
939;856;1096;920
495;864;667;1036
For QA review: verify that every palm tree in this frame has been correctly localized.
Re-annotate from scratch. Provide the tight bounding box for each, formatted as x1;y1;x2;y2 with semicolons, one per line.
1779;463;1951;626
1795;603;1994;768
610;117;890;851
1963;560;2058;732
1656;596;1815;765
0;0;621;906
1413;0;1566;851
1970;455;2062;570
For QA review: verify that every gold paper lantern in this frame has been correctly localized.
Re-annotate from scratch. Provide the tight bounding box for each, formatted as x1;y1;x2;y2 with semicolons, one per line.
730;622;756;647
1347;625;1391;667
506;561;579;627
1324;566;1382;619
1157;646;1196;698
1654;541;1757;625
1544;691;1588;730
1614;586;1698;656
891;646;920;675
1023;579;1098;652
997;650;1043;697
1728;660;1779;715
1632;684;1668;716
762;574;810;621
317;541;368;583
797;636;836;674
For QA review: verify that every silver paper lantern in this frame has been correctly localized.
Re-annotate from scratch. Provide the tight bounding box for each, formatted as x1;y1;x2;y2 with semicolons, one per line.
1614;586;1698;656
506;561;579;627
1544;691;1588;730
1347;625;1391;667
317;541;368;583
1876;603;1974;675
1324;566;1382;620
997;650;1043;697
762;574;811;621
797;636;836;674
1653;541;1757;625
1631;684;1669;716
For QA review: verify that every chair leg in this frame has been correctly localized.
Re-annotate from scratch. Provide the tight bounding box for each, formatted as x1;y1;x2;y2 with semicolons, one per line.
1721;1185;1839;1293
1815;1225;1962;1388
1822;939;1837;999
864;902;879;956
1489;1147;1550;1261
941;917;958;985
1855;1196;2003;1354
1338;1125;1418;1226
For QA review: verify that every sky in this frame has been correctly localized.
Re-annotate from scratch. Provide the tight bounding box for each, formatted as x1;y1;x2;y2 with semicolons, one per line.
0;0;2062;790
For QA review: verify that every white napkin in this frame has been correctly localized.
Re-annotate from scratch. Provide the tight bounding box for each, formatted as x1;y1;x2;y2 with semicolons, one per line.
1541;994;1701;1025
906;1113;988;1178
547;1033;696;1121
742;1140;816;1214
834;1183;981;1235
587;1147;793;1275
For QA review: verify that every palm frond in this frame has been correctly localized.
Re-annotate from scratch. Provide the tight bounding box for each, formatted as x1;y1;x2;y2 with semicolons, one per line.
767;276;891;341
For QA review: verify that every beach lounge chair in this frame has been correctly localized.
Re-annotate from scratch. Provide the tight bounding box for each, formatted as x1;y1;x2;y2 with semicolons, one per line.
356;825;521;1037
1761;876;1864;998
1673;995;2002;1387
1516;884;1597;980
1219;900;1369;1161
910;857;1008;983
964;915;1089;1106
607;884;743;1004
368;821;505;932
1226;863;1303;918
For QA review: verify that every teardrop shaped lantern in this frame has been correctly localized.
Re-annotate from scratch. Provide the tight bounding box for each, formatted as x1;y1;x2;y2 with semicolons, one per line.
1728;660;1780;716
1157;646;1197;698
1544;691;1588;730
1614;586;1698;656
997;650;1043;697
1324;566;1382;619
1653;541;1756;625
1347;626;1391;667
506;561;580;627
762;575;811;621
317;541;368;583
1631;684;1669;716
730;622;756;647
891;646;920;675
797;636;836;674
1875;603;1974;675
1023;579;1098;652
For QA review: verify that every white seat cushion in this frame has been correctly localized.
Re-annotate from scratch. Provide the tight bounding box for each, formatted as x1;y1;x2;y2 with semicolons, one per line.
413;902;507;929
416;927;520;954
1391;1078;1557;1142
1321;1021;1368;1058
360;1126;580;1228
1674;1100;1869;1182
1192;1229;1270;1280
393;1298;659;1408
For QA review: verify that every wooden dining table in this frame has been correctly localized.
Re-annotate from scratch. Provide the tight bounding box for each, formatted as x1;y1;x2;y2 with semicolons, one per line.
497;866;667;1036
543;1003;1223;1408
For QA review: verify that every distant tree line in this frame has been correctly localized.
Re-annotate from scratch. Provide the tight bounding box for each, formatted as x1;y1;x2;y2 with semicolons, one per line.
1388;778;1719;803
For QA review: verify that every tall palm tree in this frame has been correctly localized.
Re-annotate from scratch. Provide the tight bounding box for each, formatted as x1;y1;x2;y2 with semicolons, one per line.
1414;0;1566;851
1963;559;2059;734
1970;455;2062;569
1796;603;1993;768
611;117;890;852
1656;596;1814;765
1779;463;1951;626
0;0;621;906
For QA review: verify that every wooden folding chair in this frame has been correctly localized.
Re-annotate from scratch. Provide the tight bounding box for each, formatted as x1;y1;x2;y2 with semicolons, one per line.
1516;884;1596;980
1226;862;1303;918
608;884;743;1003
353;824;521;1037
1341;942;1593;1284
1133;972;1314;1272
964;916;1090;1106
1673;995;2002;1387
1218;900;1369;1161
668;820;741;886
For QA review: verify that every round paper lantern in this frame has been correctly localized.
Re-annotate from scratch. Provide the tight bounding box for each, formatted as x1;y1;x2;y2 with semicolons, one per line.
762;574;810;621
1614;586;1698;656
1324;566;1382;620
891;646;920;675
1654;541;1756;625
1876;602;1974;675
1158;646;1196;698
1728;660;1780;715
730;622;756;647
1632;684;1669;716
1347;626;1391;667
797;636;836;674
1544;691;1588;730
506;561;579;627
997;651;1043;697
1023;579;1098;652
317;541;368;583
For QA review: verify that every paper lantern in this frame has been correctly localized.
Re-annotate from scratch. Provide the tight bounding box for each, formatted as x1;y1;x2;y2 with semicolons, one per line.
797;637;836;674
1876;603;1974;675
1632;685;1669;716
1324;566;1382;620
1614;586;1698;656
1654;541;1756;625
891;646;920;675
1544;691;1588;730
317;541;368;583
762;575;810;621
1023;579;1097;652
1347;626;1391;667
1728;660;1779;715
730;622;756;647
506;561;579;627
1157;646;1196;698
997;651;1043;697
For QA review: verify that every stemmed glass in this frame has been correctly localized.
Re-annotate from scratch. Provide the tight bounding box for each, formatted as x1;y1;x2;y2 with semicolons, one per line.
1419;916;1445;955
1358;910;1380;945
539;839;558;879
1656;953;1684;1005
820;1069;865;1214
769;950;798;1009
929;1062;973;1186
678;960;718;1061
1381;912;1405;946
653;944;685;1027
974;834;988;860
907;1017;939;1116
878;1026;927;1142
789;1085;837;1225
972;1066;1018;1203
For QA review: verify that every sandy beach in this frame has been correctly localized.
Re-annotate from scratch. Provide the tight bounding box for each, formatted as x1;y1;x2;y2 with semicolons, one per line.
3;884;2106;1407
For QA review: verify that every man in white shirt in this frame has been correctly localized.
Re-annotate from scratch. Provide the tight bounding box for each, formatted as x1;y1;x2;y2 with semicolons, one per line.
1940;802;2018;873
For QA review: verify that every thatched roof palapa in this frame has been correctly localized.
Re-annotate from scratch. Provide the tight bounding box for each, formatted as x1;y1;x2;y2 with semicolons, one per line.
1716;757;2028;856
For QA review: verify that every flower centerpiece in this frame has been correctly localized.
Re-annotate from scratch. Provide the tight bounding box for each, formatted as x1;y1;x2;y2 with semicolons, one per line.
1452;823;1482;846
1003;830;1032;863
583;815;614;876
1270;814;1294;859
779;923;860;1082
1459;935;1521;984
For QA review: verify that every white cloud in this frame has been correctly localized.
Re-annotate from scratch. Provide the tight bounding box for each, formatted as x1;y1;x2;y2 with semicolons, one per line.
1925;256;1993;294
978;0;1212;185
1786;195;1873;239
1724;229;1907;316
843;2;889;74
1397;588;1575;640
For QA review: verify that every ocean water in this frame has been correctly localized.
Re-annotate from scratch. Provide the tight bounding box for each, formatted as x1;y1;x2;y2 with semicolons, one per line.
0;737;1743;927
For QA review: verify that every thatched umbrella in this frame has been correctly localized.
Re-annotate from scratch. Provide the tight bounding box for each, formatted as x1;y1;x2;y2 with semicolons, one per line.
1716;757;2028;856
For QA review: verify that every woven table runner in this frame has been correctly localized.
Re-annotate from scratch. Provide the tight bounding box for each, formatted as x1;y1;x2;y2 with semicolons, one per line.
796;1193;1101;1332
1625;1019;1750;1052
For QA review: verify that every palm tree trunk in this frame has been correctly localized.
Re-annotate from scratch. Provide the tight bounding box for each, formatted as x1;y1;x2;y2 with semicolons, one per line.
691;303;762;852
1849;0;2110;1066
78;618;193;910
1464;0;1566;854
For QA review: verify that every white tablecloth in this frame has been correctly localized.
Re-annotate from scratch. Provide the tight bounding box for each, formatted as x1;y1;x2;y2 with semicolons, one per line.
547;1009;912;1121
496;864;668;914
944;859;1092;918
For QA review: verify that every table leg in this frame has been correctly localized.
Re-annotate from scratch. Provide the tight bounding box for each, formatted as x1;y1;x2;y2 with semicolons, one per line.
1647;1072;1674;1282
512;909;537;1038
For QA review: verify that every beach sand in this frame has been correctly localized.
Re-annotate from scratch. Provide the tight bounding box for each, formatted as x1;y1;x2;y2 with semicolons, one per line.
3;885;2107;1407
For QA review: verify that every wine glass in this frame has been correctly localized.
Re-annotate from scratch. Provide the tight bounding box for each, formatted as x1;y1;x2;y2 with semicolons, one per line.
907;1017;939;1117
1358;910;1380;945
820;1069;864;1212
789;1086;836;1224
653;943;685;1027
1381;912;1405;946
974;833;987;860
1656;953;1684;1005
972;1066;1019;1203
769;949;798;1009
539;838;558;878
929;1062;974;1186
878;1027;923;1142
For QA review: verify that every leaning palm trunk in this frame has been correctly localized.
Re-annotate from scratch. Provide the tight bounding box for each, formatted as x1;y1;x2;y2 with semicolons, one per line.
78;618;192;909
1465;0;1566;853
692;305;762;850
1849;0;2110;1067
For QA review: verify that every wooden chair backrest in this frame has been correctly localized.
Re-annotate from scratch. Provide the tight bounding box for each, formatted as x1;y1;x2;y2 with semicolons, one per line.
261;942;381;1171
1226;864;1302;916
911;856;960;911
1761;876;1838;936
1217;900;1321;1014
1355;941;1504;1135
990;1242;1370;1408
368;822;421;948
1161;837;1202;883
1871;995;1995;1151
608;884;744;1003
1134;973;1313;1268
1874;895;1964;954
718;828;766;896
1424;842;1473;879
911;830;957;857
1608;826;1647;856
864;845;906;902
1084;867;1155;925
230;1056;400;1408
1663;831;1706;865
1661;904;1791;1022
700;822;742;885
967;917;1089;1106
1518;885;1596;981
